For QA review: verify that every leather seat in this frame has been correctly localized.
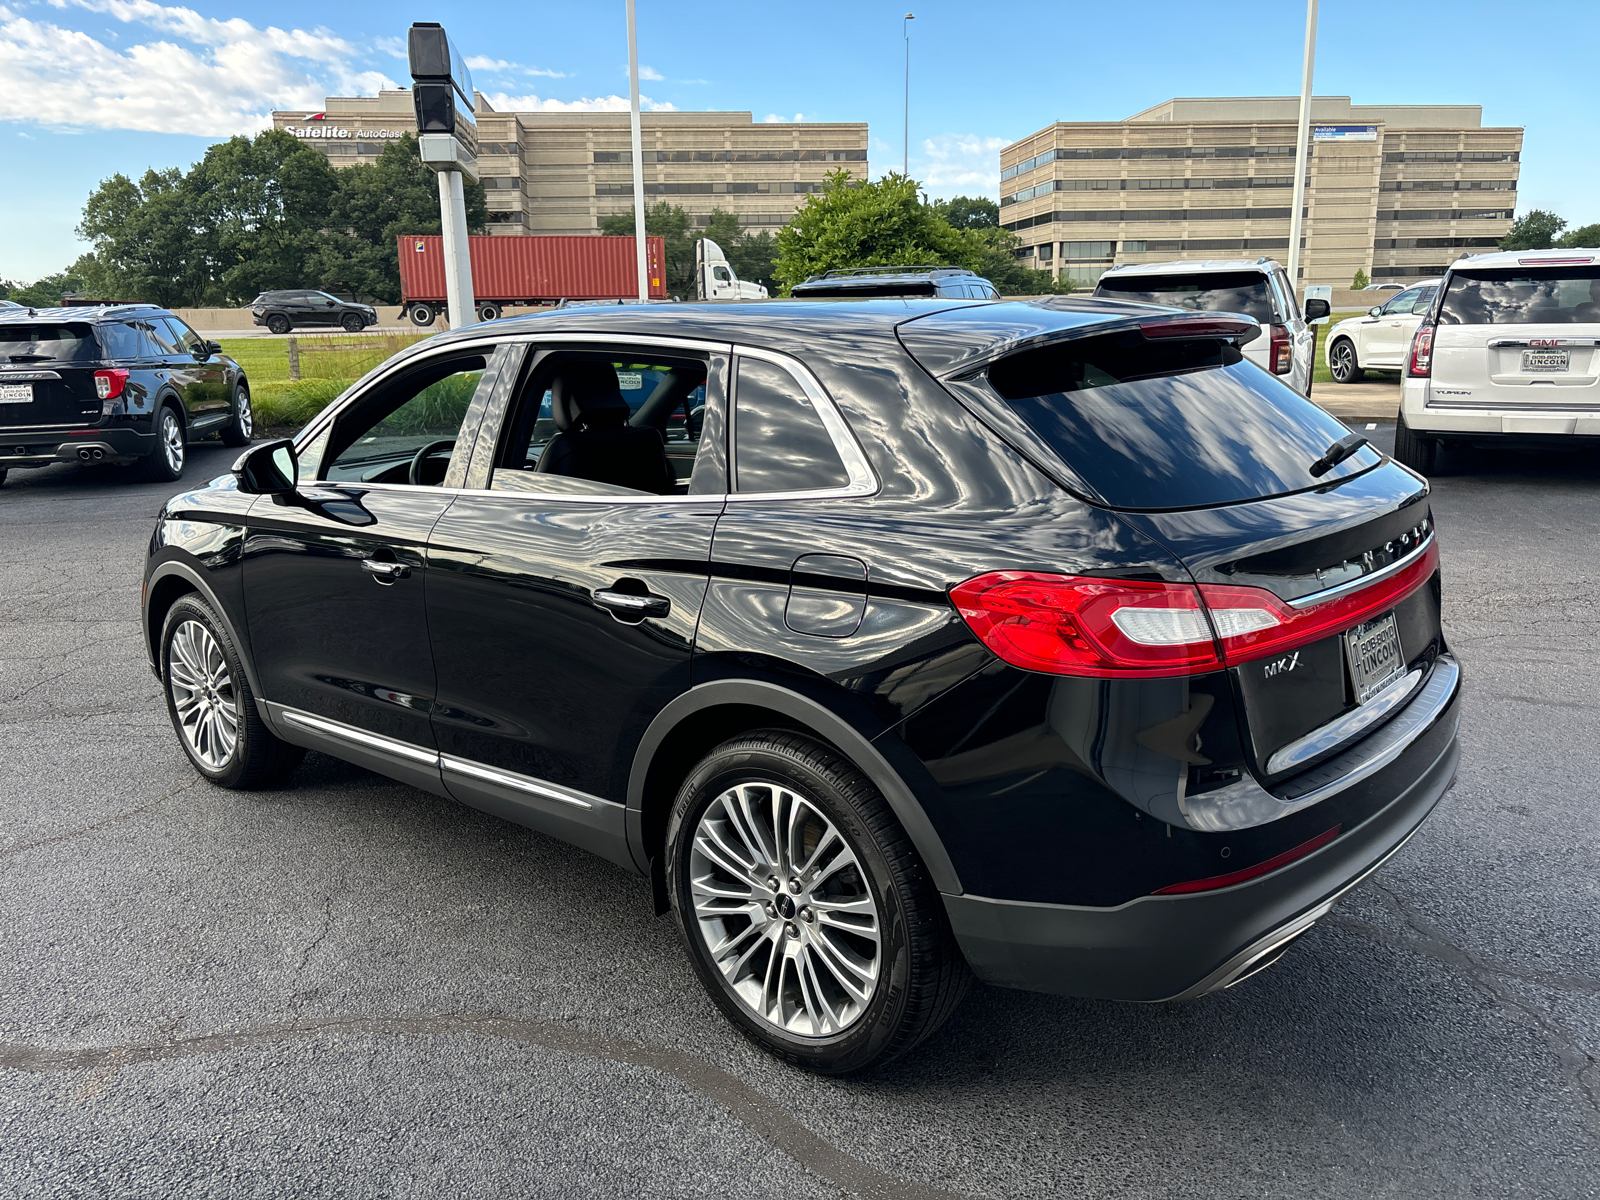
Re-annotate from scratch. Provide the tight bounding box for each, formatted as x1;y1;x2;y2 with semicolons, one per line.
535;362;676;494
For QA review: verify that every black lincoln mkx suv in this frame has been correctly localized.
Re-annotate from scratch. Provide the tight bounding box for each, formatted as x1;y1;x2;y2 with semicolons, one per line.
0;304;252;487
141;297;1460;1072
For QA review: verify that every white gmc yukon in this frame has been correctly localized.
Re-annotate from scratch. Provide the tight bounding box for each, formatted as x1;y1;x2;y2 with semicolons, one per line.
1396;248;1600;472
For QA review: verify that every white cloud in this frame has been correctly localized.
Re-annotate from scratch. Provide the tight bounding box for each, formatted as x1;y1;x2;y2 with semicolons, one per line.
917;133;1005;196
1;0;396;135
466;55;565;79
373;34;406;59
763;113;806;123
484;91;676;114
636;64;664;81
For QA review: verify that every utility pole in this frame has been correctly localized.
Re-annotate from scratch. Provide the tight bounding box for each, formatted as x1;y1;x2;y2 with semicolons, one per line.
1287;0;1319;293
903;13;915;177
627;0;648;302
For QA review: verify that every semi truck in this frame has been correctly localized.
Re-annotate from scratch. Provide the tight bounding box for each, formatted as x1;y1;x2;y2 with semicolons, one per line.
397;234;668;325
695;239;769;300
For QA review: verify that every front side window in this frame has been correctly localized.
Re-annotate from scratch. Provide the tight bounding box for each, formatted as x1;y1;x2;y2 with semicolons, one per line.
1095;271;1279;323
322;355;488;486
713;265;732;282
733;357;849;493
1438;266;1600;325
492;350;711;497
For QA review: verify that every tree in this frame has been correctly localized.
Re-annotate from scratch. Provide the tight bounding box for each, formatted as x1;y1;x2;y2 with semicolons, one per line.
930;195;999;230
1351;268;1370;290
1499;210;1567;252
601;202;697;296
773;171;975;291
1557;222;1600;249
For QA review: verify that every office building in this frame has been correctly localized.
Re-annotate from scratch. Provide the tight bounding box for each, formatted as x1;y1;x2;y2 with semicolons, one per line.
999;97;1522;288
272;92;869;237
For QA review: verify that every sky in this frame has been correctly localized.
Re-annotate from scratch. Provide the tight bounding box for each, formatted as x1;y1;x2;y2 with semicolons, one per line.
2;0;1596;282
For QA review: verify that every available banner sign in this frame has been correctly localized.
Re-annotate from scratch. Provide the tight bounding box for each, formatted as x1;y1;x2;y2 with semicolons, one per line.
1313;125;1379;142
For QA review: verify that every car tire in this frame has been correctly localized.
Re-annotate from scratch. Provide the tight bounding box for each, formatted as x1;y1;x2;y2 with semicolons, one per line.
141;404;187;482
0;468;7;488
410;304;435;327
477;303;502;322
265;314;291;335
1329;338;1364;384
219;382;253;447
665;730;971;1074
341;312;364;333
1393;407;1438;474
160;594;304;788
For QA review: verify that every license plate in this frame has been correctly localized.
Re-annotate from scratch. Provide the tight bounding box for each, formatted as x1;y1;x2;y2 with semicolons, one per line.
0;383;32;404
1521;350;1569;373
1344;612;1404;705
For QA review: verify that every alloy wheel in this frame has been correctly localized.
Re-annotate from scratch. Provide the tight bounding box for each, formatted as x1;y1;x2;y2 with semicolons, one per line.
237;390;253;438
688;781;882;1037
1331;341;1355;382
167;619;238;769
161;410;185;473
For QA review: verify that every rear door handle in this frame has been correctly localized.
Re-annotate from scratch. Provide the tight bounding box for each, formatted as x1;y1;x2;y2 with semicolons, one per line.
593;589;670;618
361;559;411;583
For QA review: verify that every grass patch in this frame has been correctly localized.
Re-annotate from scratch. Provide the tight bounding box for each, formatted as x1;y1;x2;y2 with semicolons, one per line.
222;332;430;432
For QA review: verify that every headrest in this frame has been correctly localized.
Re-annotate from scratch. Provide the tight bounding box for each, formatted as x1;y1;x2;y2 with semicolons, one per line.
549;362;628;430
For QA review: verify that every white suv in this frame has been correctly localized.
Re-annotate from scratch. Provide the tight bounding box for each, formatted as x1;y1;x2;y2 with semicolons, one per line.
1324;279;1441;383
1094;259;1327;396
1396;248;1600;472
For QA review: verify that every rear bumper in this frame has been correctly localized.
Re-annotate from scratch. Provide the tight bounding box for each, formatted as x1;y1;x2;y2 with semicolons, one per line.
943;684;1460;1002
1403;378;1600;439
0;425;155;468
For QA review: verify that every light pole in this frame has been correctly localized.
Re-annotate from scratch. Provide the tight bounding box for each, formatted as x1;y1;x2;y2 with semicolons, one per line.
903;13;914;177
1287;0;1319;293
626;0;648;301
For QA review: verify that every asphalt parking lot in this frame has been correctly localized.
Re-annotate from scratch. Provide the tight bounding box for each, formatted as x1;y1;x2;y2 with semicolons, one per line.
2;430;1597;1200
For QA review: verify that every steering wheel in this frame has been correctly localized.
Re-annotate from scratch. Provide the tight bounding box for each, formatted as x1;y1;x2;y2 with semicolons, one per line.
407;438;456;486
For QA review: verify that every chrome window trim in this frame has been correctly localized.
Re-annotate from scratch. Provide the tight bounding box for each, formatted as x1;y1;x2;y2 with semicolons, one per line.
726;345;879;502
278;707;438;766
1486;337;1600;348
1287;531;1434;610
1264;667;1423;775
441;754;610;810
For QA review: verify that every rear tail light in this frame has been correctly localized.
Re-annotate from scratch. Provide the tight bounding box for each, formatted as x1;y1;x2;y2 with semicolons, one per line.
1139;315;1257;340
1408;324;1433;377
1269;324;1292;374
952;540;1438;678
94;368;129;400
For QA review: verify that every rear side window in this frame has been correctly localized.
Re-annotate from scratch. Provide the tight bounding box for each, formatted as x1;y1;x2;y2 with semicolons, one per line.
985;334;1380;510
1096;271;1279;323
733;357;849;493
96;322;149;359
0;323;98;362
1438;265;1600;325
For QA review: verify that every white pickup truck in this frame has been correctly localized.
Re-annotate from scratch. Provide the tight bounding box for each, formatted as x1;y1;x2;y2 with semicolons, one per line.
695;239;768;301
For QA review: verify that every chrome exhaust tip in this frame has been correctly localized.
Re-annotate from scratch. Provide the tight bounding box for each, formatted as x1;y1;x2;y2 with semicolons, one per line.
78;448;93;461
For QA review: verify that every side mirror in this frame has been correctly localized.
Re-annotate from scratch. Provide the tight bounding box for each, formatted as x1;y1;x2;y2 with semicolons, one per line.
325;300;336;307
203;339;222;355
233;438;298;496
1368;306;1384;318
1304;298;1330;322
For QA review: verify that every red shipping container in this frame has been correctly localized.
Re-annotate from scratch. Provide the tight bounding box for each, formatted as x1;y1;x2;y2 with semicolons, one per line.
397;235;668;305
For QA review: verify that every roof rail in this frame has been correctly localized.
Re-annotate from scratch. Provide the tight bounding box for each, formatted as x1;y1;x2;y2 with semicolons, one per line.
815;265;970;278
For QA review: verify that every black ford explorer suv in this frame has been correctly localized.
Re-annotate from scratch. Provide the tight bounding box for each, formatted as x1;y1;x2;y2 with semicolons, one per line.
251;290;379;335
1;305;251;487
141;298;1460;1073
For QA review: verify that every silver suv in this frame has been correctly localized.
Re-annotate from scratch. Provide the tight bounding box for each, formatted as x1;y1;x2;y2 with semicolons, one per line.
1094;258;1327;396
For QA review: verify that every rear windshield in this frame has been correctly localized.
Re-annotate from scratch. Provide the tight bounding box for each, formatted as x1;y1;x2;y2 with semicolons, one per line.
986;334;1380;510
1095;271;1279;323
0;323;98;362
1438;265;1600;325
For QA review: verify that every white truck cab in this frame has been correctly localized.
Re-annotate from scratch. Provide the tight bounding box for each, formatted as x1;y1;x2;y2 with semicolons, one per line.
1396;248;1600;472
695;239;768;301
1093;258;1326;396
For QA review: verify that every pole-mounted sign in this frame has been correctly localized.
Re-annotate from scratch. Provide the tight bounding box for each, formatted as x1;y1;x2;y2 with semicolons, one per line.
409;22;478;328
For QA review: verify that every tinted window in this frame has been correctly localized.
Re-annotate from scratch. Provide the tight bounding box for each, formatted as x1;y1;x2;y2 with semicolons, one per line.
161;317;205;353
1409;287;1437;316
96;322;150;359
1438;266;1600;325
323;356;487;485
1095;271;1278;323
734;358;849;493
0;323;98;362
985;334;1379;510
1380;287;1424;315
142;319;184;355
